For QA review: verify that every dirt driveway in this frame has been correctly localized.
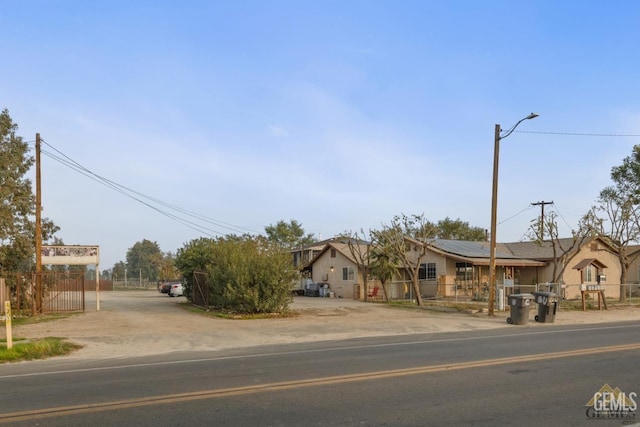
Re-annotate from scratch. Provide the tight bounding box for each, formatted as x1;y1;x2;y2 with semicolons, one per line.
8;290;640;360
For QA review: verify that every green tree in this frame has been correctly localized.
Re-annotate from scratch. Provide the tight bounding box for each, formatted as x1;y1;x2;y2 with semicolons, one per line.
265;219;316;250
126;239;163;282
0;108;59;273
111;261;126;282
176;235;296;313
435;217;485;241
159;251;179;281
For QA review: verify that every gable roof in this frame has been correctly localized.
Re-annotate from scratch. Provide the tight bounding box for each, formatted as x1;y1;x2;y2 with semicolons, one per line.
307;241;369;266
573;258;608;270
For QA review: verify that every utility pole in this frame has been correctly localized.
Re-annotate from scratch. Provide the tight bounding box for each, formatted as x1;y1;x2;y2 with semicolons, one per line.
531;201;554;239
35;133;43;314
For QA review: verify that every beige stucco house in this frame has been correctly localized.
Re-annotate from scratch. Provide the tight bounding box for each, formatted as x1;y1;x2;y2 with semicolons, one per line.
301;236;623;301
302;241;370;300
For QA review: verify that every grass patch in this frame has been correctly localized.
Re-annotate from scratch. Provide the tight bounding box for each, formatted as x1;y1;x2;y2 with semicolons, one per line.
0;337;26;343
0;337;82;363
212;310;297;320
178;301;297;320
4;312;75;327
384;300;485;314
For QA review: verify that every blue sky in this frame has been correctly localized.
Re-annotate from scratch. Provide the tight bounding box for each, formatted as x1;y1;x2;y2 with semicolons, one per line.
2;1;640;270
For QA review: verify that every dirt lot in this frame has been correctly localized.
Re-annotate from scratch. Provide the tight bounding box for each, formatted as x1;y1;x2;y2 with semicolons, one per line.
7;291;640;360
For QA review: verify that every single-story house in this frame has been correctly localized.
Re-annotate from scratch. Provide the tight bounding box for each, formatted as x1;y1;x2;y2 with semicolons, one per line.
300;236;622;301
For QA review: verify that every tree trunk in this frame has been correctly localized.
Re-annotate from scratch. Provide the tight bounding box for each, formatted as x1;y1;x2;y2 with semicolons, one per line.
412;276;423;306
619;259;628;303
380;280;390;302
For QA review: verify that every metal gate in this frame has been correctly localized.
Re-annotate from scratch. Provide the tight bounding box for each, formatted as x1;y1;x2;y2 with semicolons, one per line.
5;272;85;315
192;270;209;311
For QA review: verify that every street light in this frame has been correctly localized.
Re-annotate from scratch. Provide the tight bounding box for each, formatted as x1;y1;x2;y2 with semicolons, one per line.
488;112;539;316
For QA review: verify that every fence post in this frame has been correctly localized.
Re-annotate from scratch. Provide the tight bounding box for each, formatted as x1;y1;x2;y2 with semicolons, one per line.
4;301;12;349
0;278;5;315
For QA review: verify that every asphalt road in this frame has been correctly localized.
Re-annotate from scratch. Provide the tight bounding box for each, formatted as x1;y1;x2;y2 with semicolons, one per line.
2;321;640;426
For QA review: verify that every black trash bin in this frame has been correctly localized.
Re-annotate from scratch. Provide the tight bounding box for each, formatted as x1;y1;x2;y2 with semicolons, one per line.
533;291;558;323
506;293;534;325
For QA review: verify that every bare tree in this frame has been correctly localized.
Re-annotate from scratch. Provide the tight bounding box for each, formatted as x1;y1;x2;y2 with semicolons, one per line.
584;187;640;302
375;214;436;306
527;211;594;284
368;228;396;302
342;229;373;302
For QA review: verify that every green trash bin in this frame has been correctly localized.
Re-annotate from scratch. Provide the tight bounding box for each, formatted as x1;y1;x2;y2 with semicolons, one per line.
506;293;534;325
533;291;558;323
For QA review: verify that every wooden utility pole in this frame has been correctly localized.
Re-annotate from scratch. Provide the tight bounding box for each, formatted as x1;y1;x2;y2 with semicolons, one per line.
531;200;554;239
35;133;43;313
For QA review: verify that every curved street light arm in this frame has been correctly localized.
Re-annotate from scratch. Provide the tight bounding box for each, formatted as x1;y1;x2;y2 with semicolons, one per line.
499;113;539;140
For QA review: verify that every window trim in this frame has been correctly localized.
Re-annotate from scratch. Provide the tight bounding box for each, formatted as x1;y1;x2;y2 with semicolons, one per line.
342;266;354;281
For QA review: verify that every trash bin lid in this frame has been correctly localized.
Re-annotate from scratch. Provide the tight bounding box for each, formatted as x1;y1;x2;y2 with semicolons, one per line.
533;291;556;297
508;293;535;300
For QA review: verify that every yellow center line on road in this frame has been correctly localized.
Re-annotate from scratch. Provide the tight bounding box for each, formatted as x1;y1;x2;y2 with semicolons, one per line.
2;342;640;423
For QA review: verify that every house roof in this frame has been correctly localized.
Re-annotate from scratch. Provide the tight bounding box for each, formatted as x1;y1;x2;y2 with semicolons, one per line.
430;239;547;266
573;258;608;270
293;237;370;252
306;241;369;267
503;237;590;259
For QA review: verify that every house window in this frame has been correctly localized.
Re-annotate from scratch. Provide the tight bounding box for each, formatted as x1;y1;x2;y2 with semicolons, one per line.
331;248;336;258
342;266;354;281
456;262;473;282
585;265;593;282
419;263;436;281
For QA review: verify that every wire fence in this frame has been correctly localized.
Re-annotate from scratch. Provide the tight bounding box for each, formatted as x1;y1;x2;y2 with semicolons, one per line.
372;280;640;306
112;279;158;290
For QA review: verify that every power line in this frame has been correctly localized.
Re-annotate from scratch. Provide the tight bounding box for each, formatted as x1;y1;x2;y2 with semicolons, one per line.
42;145;256;234
39;139;262;237
41;148;225;237
516;130;640;137
551;204;579;231
498;204;534;225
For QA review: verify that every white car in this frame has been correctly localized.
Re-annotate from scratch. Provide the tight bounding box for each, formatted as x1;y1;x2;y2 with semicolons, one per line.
168;282;184;297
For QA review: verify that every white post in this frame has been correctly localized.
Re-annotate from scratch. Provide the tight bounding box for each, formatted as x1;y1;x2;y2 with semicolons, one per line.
96;263;100;311
497;287;505;311
4;301;12;349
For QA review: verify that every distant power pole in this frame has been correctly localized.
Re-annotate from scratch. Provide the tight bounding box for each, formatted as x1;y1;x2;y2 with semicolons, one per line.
531;200;554;239
35;133;43;314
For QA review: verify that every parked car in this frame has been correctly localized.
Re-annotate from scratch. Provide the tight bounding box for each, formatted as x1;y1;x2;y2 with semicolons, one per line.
159;281;182;294
169;282;184;297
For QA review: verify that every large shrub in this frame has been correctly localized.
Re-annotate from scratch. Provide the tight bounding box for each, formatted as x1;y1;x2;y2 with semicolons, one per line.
175;235;297;313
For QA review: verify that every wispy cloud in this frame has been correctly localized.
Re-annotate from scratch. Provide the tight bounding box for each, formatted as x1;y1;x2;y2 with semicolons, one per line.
268;125;289;137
